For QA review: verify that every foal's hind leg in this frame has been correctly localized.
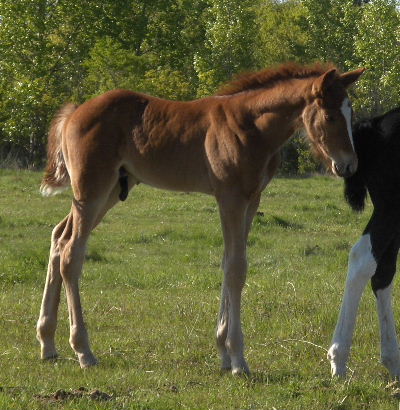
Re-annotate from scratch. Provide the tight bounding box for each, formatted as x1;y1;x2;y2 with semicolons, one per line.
59;199;104;367
61;172;136;368
37;216;68;359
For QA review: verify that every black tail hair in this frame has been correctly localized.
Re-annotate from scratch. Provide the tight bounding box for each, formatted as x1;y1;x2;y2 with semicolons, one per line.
344;171;367;212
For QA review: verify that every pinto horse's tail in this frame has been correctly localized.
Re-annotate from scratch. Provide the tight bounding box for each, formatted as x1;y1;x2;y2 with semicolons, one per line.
344;169;367;212
40;103;78;196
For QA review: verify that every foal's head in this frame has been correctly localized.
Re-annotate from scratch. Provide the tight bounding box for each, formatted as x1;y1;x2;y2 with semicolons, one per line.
303;68;365;177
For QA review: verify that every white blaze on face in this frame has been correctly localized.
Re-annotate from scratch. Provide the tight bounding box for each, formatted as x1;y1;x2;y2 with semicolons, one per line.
341;97;354;150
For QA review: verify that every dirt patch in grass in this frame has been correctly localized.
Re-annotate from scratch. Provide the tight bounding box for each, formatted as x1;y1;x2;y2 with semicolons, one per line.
34;387;113;403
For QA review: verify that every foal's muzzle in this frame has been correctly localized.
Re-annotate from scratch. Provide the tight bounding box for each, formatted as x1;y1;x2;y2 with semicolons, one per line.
332;158;358;178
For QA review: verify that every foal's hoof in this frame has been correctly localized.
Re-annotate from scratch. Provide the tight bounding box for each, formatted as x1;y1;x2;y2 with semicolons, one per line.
78;353;98;368
231;361;250;377
232;367;251;377
330;363;347;378
40;347;59;361
42;352;59;361
220;354;232;371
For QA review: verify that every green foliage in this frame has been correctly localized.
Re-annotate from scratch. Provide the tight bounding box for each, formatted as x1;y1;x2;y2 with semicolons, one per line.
83;37;149;98
0;0;400;171
280;134;320;176
257;0;308;67
301;0;400;117
0;0;126;164
302;0;363;70
194;0;259;96
352;0;400;115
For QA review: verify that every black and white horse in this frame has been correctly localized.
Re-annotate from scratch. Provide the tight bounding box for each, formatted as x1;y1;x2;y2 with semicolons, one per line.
328;107;400;378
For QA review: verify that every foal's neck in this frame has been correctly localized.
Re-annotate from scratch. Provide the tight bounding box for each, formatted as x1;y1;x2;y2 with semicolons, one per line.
246;78;312;151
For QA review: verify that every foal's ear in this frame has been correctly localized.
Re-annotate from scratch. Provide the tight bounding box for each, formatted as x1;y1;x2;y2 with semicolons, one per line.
340;68;366;88
312;69;337;99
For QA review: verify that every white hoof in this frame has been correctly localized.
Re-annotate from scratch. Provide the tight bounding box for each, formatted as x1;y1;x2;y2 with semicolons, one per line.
327;344;347;378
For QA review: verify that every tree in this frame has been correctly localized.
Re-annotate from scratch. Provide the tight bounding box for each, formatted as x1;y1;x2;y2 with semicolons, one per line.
302;0;363;70
83;37;149;98
352;0;400;115
256;0;308;67
0;0;110;164
194;0;259;96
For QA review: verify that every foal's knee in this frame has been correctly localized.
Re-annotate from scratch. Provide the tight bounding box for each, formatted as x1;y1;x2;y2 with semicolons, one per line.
37;316;56;339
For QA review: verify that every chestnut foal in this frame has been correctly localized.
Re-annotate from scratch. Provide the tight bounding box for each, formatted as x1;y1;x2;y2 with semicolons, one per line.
37;63;364;374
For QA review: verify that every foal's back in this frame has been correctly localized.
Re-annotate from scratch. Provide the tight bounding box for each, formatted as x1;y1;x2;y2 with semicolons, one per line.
64;89;219;195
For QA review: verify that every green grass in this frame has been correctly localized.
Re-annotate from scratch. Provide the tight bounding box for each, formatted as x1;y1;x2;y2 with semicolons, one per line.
1;169;399;409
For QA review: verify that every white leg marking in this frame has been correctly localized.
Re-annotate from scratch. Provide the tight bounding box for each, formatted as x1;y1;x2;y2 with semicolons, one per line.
328;234;377;377
340;97;354;150
376;283;400;378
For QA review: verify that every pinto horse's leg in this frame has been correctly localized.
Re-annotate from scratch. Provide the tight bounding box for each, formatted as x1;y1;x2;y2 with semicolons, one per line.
37;215;69;359
328;233;377;376
376;283;400;378
328;210;398;377
372;238;400;378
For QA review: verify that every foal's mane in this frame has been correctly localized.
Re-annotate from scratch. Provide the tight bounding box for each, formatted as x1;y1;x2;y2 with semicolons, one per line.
217;62;336;96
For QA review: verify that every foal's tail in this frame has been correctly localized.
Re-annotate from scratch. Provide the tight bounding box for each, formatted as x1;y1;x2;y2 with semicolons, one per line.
40;103;78;196
344;170;367;212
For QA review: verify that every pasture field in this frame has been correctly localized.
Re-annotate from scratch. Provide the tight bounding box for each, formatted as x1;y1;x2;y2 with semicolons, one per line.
1;169;400;410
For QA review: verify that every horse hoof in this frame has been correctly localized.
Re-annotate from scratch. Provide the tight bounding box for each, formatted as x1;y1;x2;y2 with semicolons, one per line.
231;362;250;377
41;346;59;361
330;364;347;378
42;352;59;361
78;353;98;368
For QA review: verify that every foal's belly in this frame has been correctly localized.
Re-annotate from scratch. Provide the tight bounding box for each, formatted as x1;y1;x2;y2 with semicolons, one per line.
126;158;214;195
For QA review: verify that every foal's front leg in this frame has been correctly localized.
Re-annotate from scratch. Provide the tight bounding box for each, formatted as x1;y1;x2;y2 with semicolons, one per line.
216;195;250;375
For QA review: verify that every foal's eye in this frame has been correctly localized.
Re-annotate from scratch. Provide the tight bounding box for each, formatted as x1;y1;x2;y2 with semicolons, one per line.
324;114;335;122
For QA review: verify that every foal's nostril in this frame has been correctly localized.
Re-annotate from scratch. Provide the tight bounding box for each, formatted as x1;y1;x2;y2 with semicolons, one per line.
344;163;356;178
333;163;355;178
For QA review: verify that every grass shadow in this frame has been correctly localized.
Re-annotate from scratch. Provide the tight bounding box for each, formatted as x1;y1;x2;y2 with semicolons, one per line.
254;214;304;230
